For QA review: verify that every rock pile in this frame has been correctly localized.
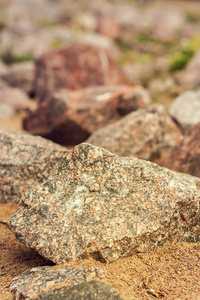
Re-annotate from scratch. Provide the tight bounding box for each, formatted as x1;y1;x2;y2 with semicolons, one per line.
23;85;150;145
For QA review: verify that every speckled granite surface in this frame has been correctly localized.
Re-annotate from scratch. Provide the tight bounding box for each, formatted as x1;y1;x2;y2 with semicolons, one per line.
0;130;68;203
10;265;106;300
33;280;123;300
87;104;180;161
9;143;200;264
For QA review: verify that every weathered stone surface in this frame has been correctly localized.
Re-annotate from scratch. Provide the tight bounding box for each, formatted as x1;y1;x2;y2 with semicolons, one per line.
168;90;200;129
166;123;200;178
1;62;35;95
10;266;106;300
9;143;200;264
33;280;123;300
0;86;36;112
34;43;129;101
23;85;150;145
87;104;181;161
0;130;68;203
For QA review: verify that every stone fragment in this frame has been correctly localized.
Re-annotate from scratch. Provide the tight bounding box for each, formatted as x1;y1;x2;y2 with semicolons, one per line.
96;17;121;39
10;265;105;300
33;281;123;300
87;104;180;162
0;130;68;203
1;62;35;95
9;143;200;264
34;43;129;101
0;85;36;112
23;85;150;145
168;90;200;129
166;123;200;178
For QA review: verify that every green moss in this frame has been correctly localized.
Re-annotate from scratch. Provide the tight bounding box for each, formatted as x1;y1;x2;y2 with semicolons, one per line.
169;42;195;72
2;51;34;64
51;38;64;49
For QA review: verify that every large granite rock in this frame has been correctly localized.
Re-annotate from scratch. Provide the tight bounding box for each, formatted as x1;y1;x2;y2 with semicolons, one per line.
168;90;200;129
0;130;68;203
33;281;123;300
34;43;129;101
166;123;200;178
9;143;200;264
87;105;180;161
23;85;150;145
10;265;106;300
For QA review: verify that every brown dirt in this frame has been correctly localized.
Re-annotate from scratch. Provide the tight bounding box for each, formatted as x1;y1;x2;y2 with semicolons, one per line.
0;202;200;300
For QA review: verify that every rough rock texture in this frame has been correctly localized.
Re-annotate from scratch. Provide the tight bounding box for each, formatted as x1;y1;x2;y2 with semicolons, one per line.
0;86;36;112
34;43;129;101
177;50;200;89
87;104;181;161
10;266;106;300
1;62;35;95
168;90;200;129
23;85;150;145
0;130;68;203
166;123;200;178
33;280;123;300
9;143;200;264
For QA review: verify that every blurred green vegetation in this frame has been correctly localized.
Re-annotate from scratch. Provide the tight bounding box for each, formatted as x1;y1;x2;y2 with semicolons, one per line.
1;51;34;64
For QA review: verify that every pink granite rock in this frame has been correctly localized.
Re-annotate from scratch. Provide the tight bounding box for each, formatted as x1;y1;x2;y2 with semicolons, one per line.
10;265;106;300
33;281;123;300
96;17;121;39
9;143;200;264
34;43;129;101
166;123;200;178
87;105;181;162
23;85;150;145
0;130;68;203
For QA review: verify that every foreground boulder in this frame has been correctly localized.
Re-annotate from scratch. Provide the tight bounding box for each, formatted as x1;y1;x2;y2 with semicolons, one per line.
34;43;129;101
87;105;180;162
168;90;200;129
0;130;68;203
9;143;200;264
166;123;200;178
23;85;150;145
33;281;123;300
10;265;106;300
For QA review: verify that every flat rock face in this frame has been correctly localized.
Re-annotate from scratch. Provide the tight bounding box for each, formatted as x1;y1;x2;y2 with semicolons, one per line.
166;123;200;178
0;130;68;203
23;85;150;145
34;43;129;101
33;280;123;300
168;90;200;129
10;265;106;300
87;105;180;161
9;143;200;264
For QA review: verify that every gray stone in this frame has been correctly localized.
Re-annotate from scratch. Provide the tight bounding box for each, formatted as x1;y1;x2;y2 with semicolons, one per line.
87;104;180;162
33;281;123;300
9;143;200;264
0;130;68;203
168;90;200;128
10;266;106;300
